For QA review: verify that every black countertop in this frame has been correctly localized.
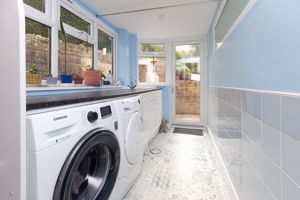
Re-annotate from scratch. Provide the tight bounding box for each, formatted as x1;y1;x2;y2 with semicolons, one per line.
26;87;161;111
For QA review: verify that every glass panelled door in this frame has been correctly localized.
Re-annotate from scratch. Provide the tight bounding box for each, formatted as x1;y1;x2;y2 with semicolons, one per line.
173;42;203;125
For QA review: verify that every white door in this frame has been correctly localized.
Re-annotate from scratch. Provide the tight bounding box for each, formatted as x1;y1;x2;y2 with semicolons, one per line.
171;40;207;127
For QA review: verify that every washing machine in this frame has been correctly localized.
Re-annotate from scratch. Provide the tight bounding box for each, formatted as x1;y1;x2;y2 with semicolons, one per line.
26;100;122;200
109;95;146;200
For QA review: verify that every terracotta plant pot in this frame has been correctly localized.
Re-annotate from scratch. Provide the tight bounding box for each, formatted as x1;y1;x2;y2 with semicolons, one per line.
73;77;83;84
83;71;101;86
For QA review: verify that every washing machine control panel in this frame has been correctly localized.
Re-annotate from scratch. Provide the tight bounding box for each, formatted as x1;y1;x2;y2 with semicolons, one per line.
87;111;98;123
100;105;112;119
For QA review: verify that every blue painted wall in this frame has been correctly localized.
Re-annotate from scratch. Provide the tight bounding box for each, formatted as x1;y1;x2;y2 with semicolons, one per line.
116;29;137;85
75;0;168;119
162;87;170;121
75;0;137;85
208;0;300;93
129;34;138;82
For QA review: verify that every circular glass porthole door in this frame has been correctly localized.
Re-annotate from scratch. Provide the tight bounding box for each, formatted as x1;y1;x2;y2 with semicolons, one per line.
125;112;145;164
53;129;120;200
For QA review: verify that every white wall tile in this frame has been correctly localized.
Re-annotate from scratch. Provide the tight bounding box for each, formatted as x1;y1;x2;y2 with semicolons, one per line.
209;87;300;200
242;161;263;200
262;123;281;166
263;155;281;200
282;134;300;186
263;186;277;200
262;94;280;130
242;91;262;120
281;96;300;142
282;173;300;200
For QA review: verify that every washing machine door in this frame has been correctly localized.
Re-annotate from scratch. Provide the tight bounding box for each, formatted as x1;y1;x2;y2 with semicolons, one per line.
53;128;120;200
125;111;145;164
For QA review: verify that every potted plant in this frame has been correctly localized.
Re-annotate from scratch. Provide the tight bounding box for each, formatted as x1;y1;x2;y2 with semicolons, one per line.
26;64;42;85
60;20;73;83
82;65;101;86
72;72;83;84
43;69;57;85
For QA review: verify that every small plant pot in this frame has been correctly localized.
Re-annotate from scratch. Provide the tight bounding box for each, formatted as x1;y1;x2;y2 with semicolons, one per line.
73;77;83;84
83;71;101;86
46;77;58;85
61;74;73;83
103;80;110;85
26;74;43;85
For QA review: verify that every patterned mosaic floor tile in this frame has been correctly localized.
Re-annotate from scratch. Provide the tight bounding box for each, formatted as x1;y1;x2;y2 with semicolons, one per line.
123;131;231;200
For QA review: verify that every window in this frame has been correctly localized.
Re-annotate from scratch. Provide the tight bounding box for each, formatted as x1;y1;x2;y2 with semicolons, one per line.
138;43;166;84
214;0;256;49
58;32;94;76
25;17;51;73
98;29;114;79
23;0;45;13
24;0;117;87
138;57;166;83
140;43;164;53
60;6;91;35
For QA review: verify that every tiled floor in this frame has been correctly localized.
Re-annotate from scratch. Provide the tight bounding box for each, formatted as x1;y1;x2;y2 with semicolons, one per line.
124;130;231;200
176;114;200;122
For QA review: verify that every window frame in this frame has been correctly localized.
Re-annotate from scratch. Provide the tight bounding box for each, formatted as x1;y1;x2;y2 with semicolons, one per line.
25;17;52;73
24;0;54;74
24;0;52;25
139;43;165;56
212;0;257;50
137;40;170;86
24;0;118;83
59;1;94;43
96;24;117;82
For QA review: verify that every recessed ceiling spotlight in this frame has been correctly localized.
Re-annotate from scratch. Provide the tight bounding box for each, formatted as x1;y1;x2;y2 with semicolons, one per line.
158;14;165;20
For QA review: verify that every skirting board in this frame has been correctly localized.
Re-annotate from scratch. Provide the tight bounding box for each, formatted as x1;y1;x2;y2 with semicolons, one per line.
207;126;240;200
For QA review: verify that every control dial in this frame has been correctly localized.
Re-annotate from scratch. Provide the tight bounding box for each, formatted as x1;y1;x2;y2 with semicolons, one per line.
87;111;98;123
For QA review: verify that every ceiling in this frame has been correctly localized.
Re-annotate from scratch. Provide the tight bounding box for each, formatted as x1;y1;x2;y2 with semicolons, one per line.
82;0;218;39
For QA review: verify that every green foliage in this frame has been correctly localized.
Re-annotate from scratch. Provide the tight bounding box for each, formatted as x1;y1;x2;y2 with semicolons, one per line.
98;29;113;53
140;44;164;52
175;45;200;59
72;72;82;79
27;64;38;74
26;18;49;38
43;69;52;77
84;65;94;71
23;0;45;12
60;7;90;34
176;63;191;78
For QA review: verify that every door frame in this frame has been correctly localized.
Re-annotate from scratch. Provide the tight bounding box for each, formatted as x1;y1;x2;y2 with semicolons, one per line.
170;39;208;128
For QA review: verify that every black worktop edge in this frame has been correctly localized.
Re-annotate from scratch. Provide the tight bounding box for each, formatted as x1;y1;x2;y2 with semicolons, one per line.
26;88;161;111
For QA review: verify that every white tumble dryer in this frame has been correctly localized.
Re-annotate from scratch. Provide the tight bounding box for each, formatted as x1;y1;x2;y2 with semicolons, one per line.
109;95;146;200
26;100;123;200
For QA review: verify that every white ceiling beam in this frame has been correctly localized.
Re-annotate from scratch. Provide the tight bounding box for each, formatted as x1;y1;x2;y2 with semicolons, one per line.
99;0;217;16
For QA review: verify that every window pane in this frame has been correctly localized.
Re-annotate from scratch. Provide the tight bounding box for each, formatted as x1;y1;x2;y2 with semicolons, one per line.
23;0;45;13
98;29;113;78
58;32;93;77
140;43;164;53
215;0;249;47
60;7;90;34
26;18;51;73
175;44;201;123
138;57;166;83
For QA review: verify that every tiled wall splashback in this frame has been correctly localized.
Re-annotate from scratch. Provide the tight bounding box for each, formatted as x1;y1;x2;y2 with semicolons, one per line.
208;87;300;200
